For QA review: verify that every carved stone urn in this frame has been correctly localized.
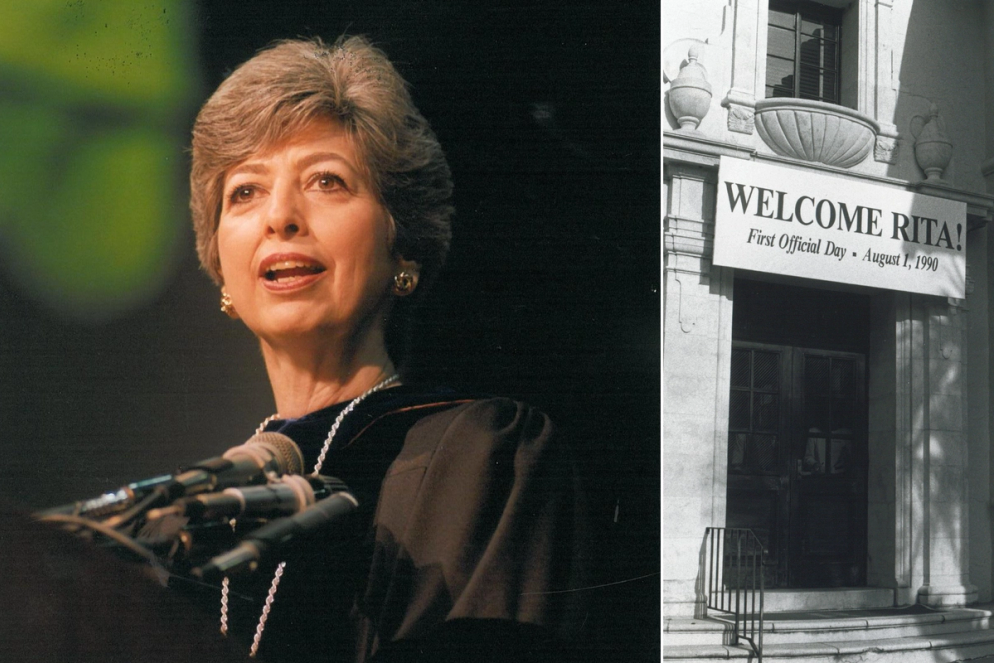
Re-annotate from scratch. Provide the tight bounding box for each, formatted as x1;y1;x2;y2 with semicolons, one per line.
753;98;878;168
911;103;952;181
667;45;711;131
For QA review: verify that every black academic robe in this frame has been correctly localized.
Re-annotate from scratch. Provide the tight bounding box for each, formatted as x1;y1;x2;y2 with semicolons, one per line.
217;386;585;662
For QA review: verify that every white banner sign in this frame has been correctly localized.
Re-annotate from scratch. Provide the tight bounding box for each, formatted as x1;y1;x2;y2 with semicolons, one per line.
713;156;967;298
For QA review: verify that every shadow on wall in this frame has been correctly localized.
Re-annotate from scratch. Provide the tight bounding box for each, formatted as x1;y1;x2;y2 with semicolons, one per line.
886;1;983;604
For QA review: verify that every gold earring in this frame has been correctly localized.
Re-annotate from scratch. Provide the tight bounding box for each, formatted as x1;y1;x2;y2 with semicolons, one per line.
220;288;238;318
392;271;417;296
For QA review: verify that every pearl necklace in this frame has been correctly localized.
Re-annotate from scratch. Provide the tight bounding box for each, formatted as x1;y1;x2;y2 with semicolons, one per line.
220;374;400;657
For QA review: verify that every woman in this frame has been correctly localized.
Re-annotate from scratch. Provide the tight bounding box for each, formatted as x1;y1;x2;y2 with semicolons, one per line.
188;36;583;662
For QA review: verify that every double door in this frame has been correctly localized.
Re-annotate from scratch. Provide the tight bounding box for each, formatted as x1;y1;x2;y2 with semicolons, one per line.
725;342;867;588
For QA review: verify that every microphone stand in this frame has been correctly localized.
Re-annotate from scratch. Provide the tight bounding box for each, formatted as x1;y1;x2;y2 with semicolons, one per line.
35;470;358;589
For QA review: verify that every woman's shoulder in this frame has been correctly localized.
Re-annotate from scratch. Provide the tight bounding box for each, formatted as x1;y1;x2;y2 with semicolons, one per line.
418;394;551;432
392;394;565;475
359;386;554;446
347;386;568;484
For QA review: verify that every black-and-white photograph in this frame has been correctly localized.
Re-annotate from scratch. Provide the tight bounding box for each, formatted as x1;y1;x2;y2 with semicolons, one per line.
665;2;994;662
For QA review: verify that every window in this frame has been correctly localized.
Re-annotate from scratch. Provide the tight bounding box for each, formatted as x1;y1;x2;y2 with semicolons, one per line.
728;347;783;475
799;355;857;477
766;0;843;104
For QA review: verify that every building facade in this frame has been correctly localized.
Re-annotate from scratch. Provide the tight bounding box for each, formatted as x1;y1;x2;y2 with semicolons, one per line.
664;0;994;622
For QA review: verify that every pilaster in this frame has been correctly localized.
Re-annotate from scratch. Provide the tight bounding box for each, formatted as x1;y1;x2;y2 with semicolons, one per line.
916;296;977;606
720;0;765;135
663;161;734;616
868;291;976;607
872;0;900;164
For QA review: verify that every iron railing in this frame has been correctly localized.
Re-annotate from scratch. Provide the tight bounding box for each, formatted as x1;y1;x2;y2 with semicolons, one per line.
702;527;766;662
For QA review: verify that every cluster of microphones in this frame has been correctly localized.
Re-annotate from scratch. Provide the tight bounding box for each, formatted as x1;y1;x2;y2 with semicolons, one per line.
34;433;357;582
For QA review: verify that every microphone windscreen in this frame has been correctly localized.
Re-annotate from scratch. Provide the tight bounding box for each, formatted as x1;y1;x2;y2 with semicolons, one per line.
245;432;305;475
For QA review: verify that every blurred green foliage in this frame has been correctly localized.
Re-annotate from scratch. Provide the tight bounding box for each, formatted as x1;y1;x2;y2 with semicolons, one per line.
0;0;196;321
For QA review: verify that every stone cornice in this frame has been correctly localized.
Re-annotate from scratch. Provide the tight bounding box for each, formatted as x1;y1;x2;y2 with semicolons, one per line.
663;130;994;229
912;181;994;229
663;130;755;168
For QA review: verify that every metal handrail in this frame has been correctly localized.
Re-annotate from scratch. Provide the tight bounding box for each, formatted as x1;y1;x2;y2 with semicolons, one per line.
702;527;765;662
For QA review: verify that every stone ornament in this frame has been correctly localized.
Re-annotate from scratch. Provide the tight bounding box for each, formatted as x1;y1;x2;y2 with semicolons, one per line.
667;45;712;132
911;103;952;182
753;98;879;169
874;133;900;165
725;103;755;135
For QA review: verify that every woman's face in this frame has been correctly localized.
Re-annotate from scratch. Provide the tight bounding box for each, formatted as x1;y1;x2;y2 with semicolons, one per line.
217;116;410;347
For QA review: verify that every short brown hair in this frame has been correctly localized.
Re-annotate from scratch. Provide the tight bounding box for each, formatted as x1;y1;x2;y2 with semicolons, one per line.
190;35;454;300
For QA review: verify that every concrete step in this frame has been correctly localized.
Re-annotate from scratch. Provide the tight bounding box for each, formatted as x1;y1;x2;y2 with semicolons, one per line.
759;607;990;645
762;588;894;612
663;608;994;663
664;628;994;663
663;606;991;647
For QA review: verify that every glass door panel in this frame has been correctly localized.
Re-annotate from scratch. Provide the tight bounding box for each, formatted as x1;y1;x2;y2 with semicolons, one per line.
788;350;867;587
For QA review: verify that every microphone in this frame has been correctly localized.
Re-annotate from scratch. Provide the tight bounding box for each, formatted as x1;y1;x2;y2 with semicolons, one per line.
37;433;305;520
194;490;359;580
146;474;349;522
192;432;306;492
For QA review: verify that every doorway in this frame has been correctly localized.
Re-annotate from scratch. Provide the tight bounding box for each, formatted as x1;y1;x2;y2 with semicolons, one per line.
726;279;869;588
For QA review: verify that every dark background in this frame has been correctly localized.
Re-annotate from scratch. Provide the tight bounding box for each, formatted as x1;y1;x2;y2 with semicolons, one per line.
0;1;659;659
